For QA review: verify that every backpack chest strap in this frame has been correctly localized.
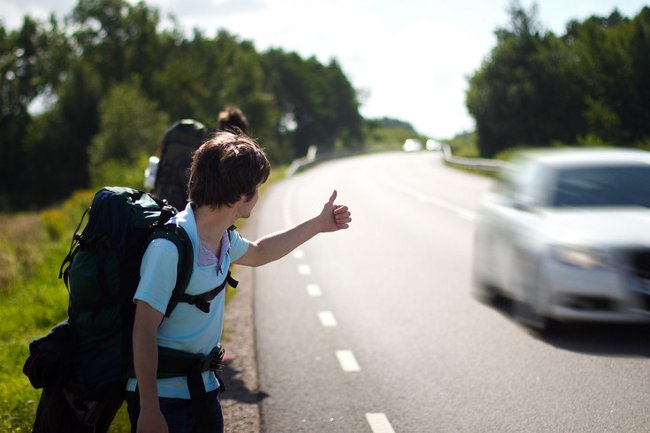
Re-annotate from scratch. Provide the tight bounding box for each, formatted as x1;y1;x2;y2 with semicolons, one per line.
176;272;239;313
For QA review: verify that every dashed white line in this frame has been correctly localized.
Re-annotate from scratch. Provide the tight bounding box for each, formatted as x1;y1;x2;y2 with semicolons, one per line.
317;311;337;327
292;249;305;259
297;264;311;275
335;350;360;372
306;283;322;297
366;413;396;433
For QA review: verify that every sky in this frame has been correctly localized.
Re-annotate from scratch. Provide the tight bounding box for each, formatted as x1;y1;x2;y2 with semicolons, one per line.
1;0;648;138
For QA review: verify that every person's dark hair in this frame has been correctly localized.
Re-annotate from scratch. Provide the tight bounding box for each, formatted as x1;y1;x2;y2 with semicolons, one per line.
217;106;250;134
188;131;270;208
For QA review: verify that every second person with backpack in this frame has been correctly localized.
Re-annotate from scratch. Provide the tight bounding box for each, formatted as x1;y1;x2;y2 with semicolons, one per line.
149;106;250;210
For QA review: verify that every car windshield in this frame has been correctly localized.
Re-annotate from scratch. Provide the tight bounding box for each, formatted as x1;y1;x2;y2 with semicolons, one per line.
552;165;650;208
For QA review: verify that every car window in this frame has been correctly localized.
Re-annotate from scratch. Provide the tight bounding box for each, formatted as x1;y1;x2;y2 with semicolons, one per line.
494;158;546;207
551;165;650;207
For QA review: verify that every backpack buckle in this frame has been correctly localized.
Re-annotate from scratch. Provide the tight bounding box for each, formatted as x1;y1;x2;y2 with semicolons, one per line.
202;345;225;372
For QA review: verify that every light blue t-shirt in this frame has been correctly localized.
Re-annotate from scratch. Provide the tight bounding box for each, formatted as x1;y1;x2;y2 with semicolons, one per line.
127;204;249;398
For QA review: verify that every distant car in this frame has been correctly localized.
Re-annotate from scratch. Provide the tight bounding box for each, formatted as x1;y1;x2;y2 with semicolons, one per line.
403;138;422;152
472;148;650;332
426;139;441;151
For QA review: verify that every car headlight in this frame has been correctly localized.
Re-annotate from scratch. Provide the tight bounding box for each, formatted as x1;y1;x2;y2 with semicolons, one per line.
551;246;610;269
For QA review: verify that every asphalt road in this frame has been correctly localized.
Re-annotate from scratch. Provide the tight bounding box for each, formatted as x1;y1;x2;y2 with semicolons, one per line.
252;151;650;433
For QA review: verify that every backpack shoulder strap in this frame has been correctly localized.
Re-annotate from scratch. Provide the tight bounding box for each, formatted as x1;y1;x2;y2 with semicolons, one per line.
166;225;241;314
149;223;194;317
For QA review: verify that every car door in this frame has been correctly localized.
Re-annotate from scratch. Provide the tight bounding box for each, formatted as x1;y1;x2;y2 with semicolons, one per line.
484;158;547;299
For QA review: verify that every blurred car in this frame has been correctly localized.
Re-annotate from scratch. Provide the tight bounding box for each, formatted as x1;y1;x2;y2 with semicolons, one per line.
403;138;422;152
472;148;650;331
426;139;441;151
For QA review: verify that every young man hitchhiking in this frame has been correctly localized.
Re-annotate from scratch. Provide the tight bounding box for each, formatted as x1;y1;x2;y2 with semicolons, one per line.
127;131;352;433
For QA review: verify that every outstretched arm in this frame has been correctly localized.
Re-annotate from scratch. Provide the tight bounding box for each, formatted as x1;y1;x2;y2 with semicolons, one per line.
234;190;351;267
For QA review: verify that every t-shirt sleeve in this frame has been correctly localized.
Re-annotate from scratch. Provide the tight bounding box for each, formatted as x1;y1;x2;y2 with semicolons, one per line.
228;229;250;262
134;238;179;314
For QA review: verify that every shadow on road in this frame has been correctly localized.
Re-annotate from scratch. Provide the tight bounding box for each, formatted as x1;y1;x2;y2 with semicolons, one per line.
489;296;650;358
220;361;269;404
539;322;650;357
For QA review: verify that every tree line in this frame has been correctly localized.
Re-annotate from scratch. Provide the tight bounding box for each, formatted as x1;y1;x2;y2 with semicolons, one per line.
6;0;646;208
0;0;365;209
466;2;650;158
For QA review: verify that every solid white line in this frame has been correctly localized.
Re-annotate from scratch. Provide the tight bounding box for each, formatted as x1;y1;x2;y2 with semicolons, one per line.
318;311;337;327
297;264;311;275
335;350;360;372
306;283;322;297
366;413;396;433
380;165;475;221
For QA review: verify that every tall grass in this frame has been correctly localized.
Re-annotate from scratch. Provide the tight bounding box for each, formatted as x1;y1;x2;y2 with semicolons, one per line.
0;191;95;431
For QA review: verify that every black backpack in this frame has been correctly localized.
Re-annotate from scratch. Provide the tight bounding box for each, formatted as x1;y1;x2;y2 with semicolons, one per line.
153;119;209;210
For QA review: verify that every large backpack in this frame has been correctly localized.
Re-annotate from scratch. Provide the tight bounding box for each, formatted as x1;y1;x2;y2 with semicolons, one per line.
153;119;209;210
24;187;238;432
23;187;193;431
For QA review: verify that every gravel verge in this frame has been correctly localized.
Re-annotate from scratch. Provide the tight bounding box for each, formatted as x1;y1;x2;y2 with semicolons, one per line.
220;213;264;433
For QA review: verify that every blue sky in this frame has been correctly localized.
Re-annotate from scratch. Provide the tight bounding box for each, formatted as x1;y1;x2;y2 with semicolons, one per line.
2;0;648;138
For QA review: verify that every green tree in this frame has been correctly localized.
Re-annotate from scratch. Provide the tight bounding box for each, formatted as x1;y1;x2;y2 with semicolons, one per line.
70;0;162;93
466;1;549;157
467;3;650;157
0;16;71;208
262;49;364;159
88;81;169;185
21;61;102;207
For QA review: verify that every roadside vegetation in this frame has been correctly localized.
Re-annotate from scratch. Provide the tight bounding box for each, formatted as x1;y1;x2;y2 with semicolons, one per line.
2;1;649;430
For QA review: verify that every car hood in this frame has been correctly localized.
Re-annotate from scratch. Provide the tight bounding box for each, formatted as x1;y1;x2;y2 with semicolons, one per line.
540;207;650;247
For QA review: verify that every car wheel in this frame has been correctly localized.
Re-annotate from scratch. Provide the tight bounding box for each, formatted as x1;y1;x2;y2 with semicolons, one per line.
515;262;559;336
473;278;498;305
472;248;498;304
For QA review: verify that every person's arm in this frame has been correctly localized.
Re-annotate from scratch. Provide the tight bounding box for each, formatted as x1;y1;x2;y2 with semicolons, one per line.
132;301;168;433
235;190;351;267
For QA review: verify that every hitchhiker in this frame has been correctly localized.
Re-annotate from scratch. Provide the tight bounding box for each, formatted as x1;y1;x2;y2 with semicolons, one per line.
128;131;351;433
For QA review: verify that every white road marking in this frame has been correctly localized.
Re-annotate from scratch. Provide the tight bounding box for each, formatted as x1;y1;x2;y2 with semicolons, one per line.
379;165;475;221
306;283;322;297
318;311;337;327
392;182;475;222
366;413;396;433
292;249;305;259
297;264;311;275
335;350;360;372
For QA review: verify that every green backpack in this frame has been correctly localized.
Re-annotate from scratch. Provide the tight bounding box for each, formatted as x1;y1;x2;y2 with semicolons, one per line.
24;187;238;431
24;187;194;399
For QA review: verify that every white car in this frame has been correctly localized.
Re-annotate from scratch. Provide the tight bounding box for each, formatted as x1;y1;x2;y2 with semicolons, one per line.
472;148;650;331
426;139;441;151
403;138;422;152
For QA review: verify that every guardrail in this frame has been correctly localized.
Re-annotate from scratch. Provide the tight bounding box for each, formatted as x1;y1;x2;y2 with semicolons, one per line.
287;143;509;176
441;143;508;172
286;145;318;177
